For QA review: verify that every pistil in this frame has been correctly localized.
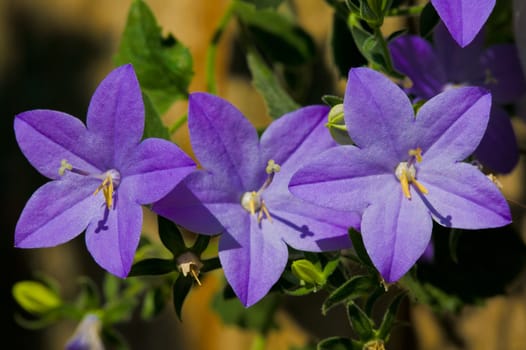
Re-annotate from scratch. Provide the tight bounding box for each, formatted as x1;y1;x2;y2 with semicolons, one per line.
59;159;121;209
395;148;428;199
240;160;280;223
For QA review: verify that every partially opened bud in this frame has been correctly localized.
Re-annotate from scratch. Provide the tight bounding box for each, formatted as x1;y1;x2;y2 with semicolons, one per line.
66;314;104;350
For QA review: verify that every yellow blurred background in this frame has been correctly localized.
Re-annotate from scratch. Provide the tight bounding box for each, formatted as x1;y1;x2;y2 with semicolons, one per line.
3;1;526;349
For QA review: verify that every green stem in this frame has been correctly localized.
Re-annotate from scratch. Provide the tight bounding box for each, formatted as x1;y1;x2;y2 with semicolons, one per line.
386;4;425;17
206;3;235;94
169;114;188;134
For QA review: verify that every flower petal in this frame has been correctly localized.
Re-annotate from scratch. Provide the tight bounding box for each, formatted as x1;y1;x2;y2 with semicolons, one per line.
269;202;356;252
14;110;102;180
289;146;394;212
389;35;446;99
433;21;485;82
152;178;224;235
413;87;491;163
474;105;518;173
419;162;511;229
260;105;333;180
481;44;526;104
86;64;144;163
361;189;432;283
345;68;415;162
188;92;263;191
120;138;196;204
15;177;101;248
85;191;143;277
431;0;495;47
219;215;288;307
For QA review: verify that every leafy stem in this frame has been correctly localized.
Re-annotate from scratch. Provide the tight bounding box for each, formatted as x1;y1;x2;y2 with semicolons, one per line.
386;4;426;17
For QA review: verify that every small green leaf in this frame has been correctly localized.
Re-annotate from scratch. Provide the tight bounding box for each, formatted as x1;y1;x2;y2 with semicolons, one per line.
346;301;374;340
322;95;344;107
202;257;221;273
377;293;405;340
142;92;170;140
247;51;300;119
191;234;211;255
129;258;177;276
115;0;193;114
158;216;187;255
13;281;62;314
317;336;354;350
331;12;367;78
173;275;194;321
348;229;375;268
322;275;374;315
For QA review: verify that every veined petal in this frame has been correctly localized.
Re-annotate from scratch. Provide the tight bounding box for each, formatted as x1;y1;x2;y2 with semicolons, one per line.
389;35;446;99
219;215;288;307
85;192;143;277
15;177;101;248
14;110;102;180
474;105;518;173
86;64;144;164
345;68;416;162
414;87;491;163
188;93;263;191
289;146;394;213
481;44;526;104
361;190;432;283
433;21;485;82
120;138;196;204
418;162;511;229
431;0;495;47
260;105;334;181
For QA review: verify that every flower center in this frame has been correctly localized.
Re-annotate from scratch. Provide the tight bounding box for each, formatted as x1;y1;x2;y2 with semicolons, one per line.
59;159;121;209
394;148;428;200
240;159;281;223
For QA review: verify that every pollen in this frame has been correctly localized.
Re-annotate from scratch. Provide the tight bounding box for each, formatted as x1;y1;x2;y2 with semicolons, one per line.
59;159;73;176
395;147;429;200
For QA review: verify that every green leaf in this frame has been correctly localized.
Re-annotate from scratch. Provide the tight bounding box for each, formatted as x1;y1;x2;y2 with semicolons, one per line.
348;229;374;268
115;0;193;114
322;275;374;315
235;2;316;65
191;234;211;255
103;274;121;302
321;94;344;107
377;293;405;340
129;258;177;276
158;215;187;255
317;336;354;350
75;277;101;311
247;51;300;119
419;2;439;39
202;257;221;273
13;281;62;314
173;275;194;321
346;301;374;340
142;92;170;140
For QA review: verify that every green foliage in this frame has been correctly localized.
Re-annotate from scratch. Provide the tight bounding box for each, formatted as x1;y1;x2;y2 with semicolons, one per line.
234;2;316;65
241;0;283;10
115;0;193;115
419;2;439;39
13;281;62;315
142;92;170;140
322;275;376;315
247;51;300;118
212;288;280;334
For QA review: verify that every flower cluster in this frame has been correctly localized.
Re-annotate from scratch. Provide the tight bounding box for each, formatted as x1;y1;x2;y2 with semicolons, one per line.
14;61;513;307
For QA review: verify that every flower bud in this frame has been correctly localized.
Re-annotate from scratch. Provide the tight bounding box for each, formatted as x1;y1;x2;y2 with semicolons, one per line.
326;104;353;145
291;259;326;288
12;281;62;315
66;313;104;350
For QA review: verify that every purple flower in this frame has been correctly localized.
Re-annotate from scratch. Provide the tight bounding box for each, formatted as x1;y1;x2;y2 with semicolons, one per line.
153;92;360;307
431;0;495;47
389;22;526;173
290;68;511;283
14;64;196;277
66;314;104;350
